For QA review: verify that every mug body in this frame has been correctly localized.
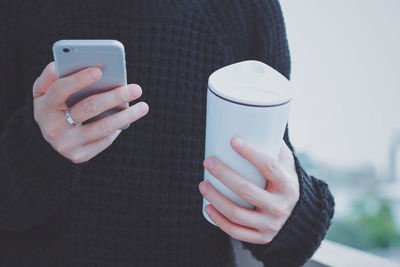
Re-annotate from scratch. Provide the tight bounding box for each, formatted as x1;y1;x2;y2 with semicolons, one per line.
202;88;291;226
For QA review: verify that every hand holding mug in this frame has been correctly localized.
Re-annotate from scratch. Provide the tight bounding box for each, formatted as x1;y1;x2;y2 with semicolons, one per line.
199;137;299;245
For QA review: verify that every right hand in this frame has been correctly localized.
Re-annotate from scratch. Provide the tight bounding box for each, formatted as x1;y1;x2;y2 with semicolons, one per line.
32;62;149;163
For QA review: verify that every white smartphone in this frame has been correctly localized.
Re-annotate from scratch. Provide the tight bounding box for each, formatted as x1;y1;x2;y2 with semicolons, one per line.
52;39;129;128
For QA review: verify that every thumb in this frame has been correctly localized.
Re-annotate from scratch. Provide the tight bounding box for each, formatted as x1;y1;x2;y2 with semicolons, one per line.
278;141;297;177
32;62;58;99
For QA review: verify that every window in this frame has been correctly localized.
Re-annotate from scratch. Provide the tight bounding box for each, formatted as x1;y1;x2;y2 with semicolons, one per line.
281;0;400;262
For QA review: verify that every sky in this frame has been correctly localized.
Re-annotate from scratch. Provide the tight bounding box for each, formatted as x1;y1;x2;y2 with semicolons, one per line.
280;0;400;173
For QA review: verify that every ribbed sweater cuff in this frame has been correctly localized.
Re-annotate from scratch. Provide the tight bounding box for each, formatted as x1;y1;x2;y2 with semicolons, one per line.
3;104;79;186
241;153;335;267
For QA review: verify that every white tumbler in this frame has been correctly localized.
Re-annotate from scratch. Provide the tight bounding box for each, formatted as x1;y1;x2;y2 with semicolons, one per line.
202;60;293;226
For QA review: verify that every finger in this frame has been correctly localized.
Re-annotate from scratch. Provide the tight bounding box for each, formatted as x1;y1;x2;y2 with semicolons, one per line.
205;205;270;245
33;62;57;99
46;67;102;107
199;181;267;229
203;157;272;211
230;136;290;191
80;101;148;143
69;84;142;124
68;130;121;164
278;142;297;175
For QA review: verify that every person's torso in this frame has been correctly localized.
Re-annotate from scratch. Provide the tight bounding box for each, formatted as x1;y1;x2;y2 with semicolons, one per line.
1;1;239;266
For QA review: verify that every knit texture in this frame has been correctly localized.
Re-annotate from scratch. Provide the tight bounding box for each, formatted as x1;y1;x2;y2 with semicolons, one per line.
0;0;334;266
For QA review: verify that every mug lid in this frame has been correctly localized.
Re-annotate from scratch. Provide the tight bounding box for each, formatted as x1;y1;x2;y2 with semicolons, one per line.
208;60;292;106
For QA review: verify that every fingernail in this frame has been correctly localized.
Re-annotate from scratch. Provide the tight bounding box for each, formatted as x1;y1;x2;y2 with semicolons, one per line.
232;136;244;150
88;68;101;80
203;158;215;170
128;85;141;98
205;205;212;215
138;102;149;114
199;182;208;193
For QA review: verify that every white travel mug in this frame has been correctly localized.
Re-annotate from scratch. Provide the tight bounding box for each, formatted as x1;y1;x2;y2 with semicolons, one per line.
202;60;293;226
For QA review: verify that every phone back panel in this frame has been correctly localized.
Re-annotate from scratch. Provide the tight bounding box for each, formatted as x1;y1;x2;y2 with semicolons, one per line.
52;40;128;124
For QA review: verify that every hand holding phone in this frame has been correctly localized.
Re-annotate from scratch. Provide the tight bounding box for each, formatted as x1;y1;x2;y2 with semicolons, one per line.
32;41;149;163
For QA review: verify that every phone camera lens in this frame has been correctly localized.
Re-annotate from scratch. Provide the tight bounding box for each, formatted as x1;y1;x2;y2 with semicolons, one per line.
63;48;70;53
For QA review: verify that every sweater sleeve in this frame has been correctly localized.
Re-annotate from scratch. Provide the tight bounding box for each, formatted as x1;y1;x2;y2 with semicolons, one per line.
210;0;335;266
0;2;81;231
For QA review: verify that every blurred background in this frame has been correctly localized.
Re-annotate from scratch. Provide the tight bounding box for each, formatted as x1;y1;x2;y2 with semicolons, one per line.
280;0;400;262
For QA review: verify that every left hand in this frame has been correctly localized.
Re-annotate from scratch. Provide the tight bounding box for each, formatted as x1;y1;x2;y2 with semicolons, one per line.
199;136;300;245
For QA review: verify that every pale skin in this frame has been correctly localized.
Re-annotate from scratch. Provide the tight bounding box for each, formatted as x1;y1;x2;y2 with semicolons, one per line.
199;137;300;245
33;62;149;163
33;61;299;245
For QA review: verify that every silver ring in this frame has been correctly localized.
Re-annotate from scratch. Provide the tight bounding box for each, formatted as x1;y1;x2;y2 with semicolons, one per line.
65;108;82;126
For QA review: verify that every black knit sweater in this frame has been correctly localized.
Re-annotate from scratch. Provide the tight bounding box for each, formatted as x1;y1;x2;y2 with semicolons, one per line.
0;0;334;266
